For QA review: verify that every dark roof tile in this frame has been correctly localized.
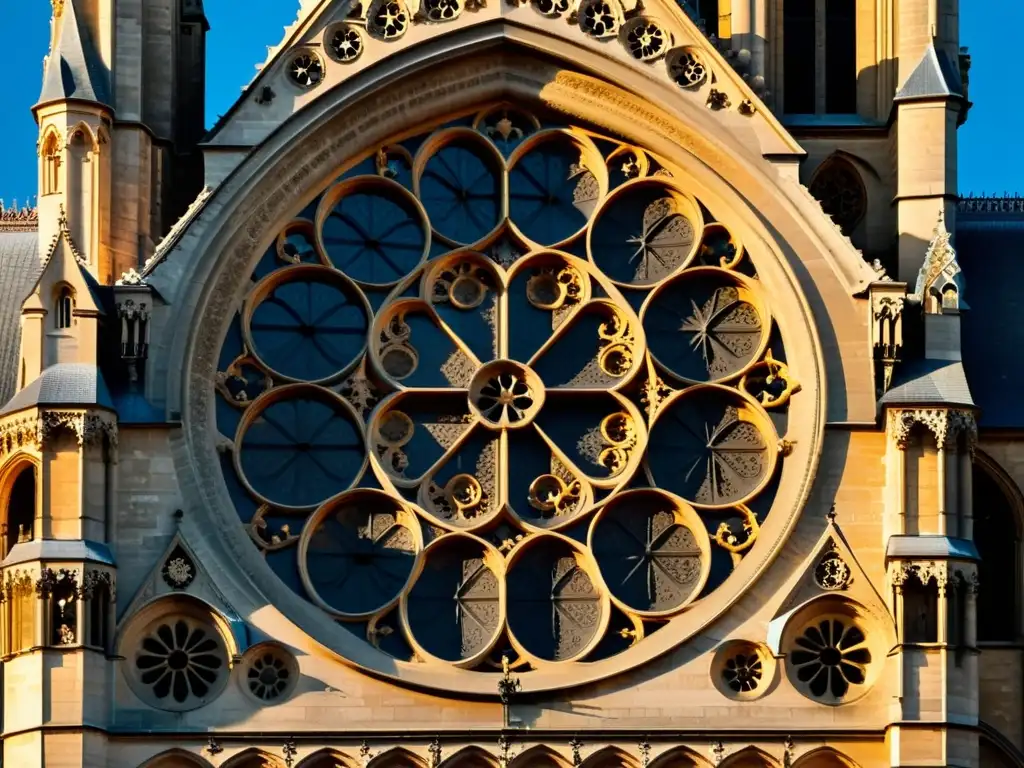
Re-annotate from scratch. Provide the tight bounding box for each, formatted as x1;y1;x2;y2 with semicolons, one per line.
0;232;42;405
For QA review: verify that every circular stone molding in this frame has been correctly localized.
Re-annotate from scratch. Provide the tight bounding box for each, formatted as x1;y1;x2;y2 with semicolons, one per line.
124;609;230;712
782;598;884;706
192;101;824;696
241;644;299;704
711;639;776;700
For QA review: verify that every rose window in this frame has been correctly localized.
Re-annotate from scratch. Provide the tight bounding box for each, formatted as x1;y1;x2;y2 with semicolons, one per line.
133;618;227;709
789;617;872;702
213;106;802;682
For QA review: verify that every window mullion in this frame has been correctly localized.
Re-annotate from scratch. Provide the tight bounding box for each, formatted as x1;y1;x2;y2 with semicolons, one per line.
814;0;827;114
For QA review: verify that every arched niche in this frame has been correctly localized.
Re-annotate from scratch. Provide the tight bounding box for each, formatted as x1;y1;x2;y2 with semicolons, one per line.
807;155;867;239
0;455;37;557
295;749;358;768
221;749;287;768
791;748;860;768
138;749;214;768
973;451;1023;642
40;128;62;196
719;746;780;767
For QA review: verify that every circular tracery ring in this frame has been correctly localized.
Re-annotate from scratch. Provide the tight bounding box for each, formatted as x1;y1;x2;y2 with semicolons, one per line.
234;384;367;511
243;264;372;384
299;489;422;619
366;251;649;533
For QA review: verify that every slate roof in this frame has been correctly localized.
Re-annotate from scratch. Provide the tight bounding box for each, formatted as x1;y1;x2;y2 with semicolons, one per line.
957;201;1024;427
0;231;42;406
0;363;114;417
37;0;111;108
2;539;115;568
881;358;974;408
886;535;979;560
894;42;963;102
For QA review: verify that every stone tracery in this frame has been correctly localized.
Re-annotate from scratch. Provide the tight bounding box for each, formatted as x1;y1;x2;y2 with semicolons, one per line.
212;105;797;679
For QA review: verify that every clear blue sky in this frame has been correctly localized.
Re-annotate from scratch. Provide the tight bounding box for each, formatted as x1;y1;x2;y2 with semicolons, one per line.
0;1;1019;205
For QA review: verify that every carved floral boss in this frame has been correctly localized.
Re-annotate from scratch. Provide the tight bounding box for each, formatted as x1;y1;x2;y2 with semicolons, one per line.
213;113;797;672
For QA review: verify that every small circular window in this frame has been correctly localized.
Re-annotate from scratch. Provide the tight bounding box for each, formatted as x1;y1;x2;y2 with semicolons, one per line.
287;50;325;89
786;612;876;705
128;615;229;711
242;645;299;704
711;640;775;701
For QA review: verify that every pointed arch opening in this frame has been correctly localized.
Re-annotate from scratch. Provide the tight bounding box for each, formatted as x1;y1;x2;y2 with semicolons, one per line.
791;748;860;768
55;283;75;330
41;129;62;196
67;126;97;262
296;748;359;768
1;458;36;557
138;747;215;768
221;749;287;768
808;156;867;238
973;453;1023;643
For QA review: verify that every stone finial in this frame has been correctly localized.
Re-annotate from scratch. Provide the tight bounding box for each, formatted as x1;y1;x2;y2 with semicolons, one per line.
914;210;966;313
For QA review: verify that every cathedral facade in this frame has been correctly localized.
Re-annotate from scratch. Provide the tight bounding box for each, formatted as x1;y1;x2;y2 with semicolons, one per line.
0;0;1020;766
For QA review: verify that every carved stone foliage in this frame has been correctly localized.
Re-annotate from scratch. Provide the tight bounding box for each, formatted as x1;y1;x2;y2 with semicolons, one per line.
1;411;118;456
889;408;978;453
814;543;852;591
888;561;979;594
915;211;965;313
871;286;904;396
162;545;197;590
207;106;800;682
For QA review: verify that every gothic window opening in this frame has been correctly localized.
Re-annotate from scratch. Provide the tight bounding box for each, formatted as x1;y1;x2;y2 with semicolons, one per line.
41;570;79;646
783;0;815;115
783;0;858;115
4;465;36;556
42;132;61;196
87;576;112;649
808;158;867;236
56;286;74;329
974;465;1020;642
10;576;36;653
901;575;939;644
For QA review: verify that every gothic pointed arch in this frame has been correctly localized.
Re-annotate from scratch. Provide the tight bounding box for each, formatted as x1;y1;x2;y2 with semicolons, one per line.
719;746;780;767
138;749;215;768
973;450;1024;642
648;746;713;768
440;745;500;768
295;749;359;768
580;746;640;768
0;453;38;557
790;748;860;768
367;747;429;768
507;745;570;768
220;749;287;768
808;154;867;237
40;126;63;197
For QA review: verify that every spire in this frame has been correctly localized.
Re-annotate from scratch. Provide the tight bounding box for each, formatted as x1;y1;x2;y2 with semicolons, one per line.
36;0;110;109
914;211;967;312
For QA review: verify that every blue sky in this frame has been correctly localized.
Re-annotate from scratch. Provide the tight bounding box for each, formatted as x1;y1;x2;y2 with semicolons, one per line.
0;1;1019;206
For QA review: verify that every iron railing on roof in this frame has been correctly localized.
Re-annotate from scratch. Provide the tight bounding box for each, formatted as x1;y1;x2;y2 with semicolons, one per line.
958;194;1024;214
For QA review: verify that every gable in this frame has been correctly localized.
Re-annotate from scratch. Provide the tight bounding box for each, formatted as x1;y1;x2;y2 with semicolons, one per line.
202;0;803;171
